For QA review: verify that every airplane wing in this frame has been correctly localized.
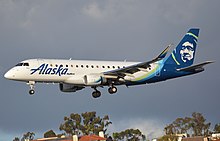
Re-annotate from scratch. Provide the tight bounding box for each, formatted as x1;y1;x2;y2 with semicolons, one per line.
103;45;171;78
176;61;214;72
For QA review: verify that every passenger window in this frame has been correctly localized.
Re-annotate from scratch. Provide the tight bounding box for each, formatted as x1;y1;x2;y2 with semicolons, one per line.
60;65;63;67
118;66;120;69
81;65;83;68
66;65;68;67
102;66;105;68
71;65;73;67
86;65;89;68
113;66;115;69
96;65;99;68
76;65;78;68
91;65;94;68
55;64;58;67
107;66;110;68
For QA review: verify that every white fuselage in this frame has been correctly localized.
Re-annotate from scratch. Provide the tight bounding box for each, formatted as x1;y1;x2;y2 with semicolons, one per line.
4;59;160;85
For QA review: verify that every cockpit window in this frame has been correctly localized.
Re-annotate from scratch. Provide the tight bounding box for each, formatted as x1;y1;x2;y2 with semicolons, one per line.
23;63;29;66
16;63;23;66
15;63;29;66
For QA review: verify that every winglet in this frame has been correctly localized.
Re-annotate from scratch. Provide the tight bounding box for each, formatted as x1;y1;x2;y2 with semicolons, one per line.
156;44;172;60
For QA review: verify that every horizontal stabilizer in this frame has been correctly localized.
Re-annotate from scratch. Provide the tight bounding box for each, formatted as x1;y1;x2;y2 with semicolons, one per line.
177;61;214;72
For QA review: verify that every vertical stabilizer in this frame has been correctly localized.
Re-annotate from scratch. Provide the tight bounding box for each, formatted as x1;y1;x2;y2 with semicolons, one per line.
165;28;199;68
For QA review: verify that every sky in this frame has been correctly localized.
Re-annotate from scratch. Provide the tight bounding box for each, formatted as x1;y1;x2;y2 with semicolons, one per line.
0;0;220;140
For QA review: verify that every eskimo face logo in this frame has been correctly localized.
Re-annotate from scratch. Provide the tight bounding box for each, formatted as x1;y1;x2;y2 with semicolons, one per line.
180;42;194;62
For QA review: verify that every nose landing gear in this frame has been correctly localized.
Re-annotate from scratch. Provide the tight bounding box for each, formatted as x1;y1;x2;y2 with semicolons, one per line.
27;81;35;95
29;89;35;95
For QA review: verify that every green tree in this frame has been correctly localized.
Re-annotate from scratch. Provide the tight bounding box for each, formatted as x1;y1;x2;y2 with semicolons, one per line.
164;117;192;135
81;112;112;135
113;129;146;141
44;130;56;138
59;111;112;136
191;112;211;136
13;137;20;141
59;113;83;136
164;112;211;137
164;123;176;135
21;132;35;141
157;135;179;141
213;123;220;133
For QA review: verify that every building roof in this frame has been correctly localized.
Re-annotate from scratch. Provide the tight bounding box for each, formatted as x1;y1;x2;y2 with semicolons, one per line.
79;135;106;141
33;135;106;141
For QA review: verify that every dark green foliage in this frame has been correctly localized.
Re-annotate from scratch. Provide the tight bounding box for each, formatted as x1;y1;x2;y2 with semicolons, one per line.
164;112;211;137
191;112;211;136
157;135;179;141
21;132;35;141
59;111;112;136
113;128;146;141
213;123;220;133
13;137;20;141
44;130;56;138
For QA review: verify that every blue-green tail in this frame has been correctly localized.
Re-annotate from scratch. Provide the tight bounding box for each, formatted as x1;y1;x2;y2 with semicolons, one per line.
165;28;199;68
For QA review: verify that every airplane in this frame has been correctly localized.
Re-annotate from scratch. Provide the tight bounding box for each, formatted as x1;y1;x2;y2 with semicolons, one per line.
4;28;213;98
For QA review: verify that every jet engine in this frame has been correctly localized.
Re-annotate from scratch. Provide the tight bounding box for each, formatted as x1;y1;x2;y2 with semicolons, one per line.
83;74;107;86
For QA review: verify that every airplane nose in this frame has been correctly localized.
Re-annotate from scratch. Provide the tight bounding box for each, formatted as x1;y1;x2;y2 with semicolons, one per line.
4;70;14;79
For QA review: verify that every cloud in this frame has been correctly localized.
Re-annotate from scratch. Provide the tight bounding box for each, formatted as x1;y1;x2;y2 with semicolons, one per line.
108;118;165;140
82;2;103;19
0;0;220;140
81;1;139;22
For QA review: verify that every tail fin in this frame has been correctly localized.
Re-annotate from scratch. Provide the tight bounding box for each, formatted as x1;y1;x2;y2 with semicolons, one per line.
165;28;199;68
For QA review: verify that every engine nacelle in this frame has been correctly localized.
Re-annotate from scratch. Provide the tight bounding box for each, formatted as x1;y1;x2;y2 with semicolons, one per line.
59;83;84;92
83;74;107;86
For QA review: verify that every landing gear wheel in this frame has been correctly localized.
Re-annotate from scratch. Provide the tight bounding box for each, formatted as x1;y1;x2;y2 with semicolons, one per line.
27;81;35;95
29;89;35;95
108;86;117;94
92;90;101;98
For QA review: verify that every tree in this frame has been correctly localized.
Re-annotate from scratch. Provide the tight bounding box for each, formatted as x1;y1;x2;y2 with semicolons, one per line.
164;123;176;135
21;132;35;141
164;117;191;135
13;137;20;141
59;111;112;136
214;123;220;133
113;129;146;141
59;113;82;136
44;130;56;138
191;112;211;136
157;135;179;141
81;112;112;135
164;112;211;137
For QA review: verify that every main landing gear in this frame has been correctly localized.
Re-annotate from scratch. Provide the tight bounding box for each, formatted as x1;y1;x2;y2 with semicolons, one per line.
91;85;118;98
108;86;117;94
92;87;101;98
27;81;35;95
